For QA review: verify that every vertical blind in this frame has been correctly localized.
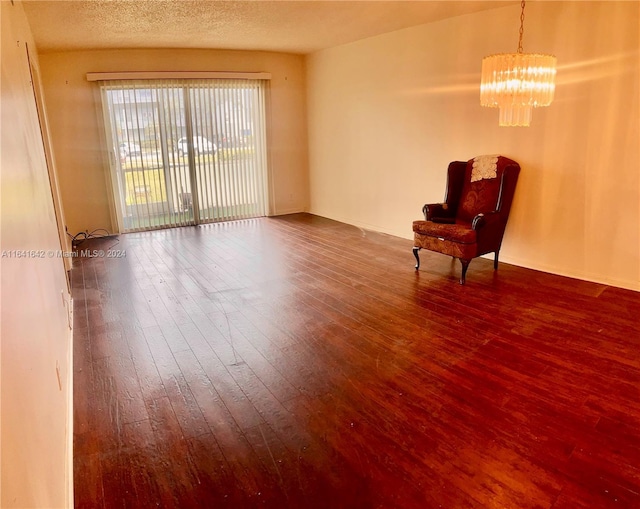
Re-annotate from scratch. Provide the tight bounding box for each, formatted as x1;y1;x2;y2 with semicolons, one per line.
99;78;268;232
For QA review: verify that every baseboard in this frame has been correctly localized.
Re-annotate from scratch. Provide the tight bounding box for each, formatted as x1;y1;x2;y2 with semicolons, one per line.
65;300;74;508
497;254;640;293
269;207;306;217
306;211;412;240
309;210;640;293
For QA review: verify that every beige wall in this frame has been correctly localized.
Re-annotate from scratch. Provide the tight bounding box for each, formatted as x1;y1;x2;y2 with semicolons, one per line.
1;1;73;507
38;48;309;235
307;2;640;291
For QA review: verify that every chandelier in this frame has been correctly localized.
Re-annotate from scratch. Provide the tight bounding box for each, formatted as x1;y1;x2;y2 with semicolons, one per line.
480;0;557;126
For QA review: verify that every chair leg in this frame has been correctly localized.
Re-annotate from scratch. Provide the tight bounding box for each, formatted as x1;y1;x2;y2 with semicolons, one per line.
413;247;421;270
459;259;470;285
494;251;499;270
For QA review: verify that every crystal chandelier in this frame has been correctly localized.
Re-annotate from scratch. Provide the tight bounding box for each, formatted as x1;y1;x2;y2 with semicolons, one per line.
480;0;557;126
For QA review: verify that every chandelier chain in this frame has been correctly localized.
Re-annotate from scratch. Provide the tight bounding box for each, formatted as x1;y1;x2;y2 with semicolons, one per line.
518;0;525;53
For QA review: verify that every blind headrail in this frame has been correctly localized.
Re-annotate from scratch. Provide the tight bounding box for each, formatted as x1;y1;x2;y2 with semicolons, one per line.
86;71;272;82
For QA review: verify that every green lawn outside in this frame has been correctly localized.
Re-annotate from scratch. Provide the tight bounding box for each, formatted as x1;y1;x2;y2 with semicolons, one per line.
126;204;260;231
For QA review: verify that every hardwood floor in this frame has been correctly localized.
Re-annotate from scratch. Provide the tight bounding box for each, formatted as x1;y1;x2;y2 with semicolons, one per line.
72;213;640;508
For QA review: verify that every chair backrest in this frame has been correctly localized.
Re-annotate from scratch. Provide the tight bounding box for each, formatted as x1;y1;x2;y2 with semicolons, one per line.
448;155;520;223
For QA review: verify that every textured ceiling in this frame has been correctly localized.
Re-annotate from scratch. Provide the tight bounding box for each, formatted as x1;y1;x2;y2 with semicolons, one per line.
22;0;515;55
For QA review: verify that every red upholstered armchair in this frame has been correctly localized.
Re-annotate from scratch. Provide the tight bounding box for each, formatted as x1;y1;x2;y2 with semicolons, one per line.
412;155;520;284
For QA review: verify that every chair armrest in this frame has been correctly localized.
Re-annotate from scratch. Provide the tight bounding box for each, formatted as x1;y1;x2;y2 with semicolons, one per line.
422;203;454;221
472;211;501;230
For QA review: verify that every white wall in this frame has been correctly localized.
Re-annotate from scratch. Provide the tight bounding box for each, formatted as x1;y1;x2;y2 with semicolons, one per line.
307;2;639;291
1;1;73;508
38;48;309;236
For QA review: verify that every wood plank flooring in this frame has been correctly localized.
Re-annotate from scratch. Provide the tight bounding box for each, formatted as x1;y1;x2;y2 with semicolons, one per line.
72;213;640;508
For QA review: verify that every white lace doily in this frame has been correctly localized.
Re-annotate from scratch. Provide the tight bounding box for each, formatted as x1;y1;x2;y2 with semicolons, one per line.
471;155;499;182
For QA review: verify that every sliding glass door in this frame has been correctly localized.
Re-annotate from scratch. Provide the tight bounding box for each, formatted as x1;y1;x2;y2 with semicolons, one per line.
100;79;268;232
